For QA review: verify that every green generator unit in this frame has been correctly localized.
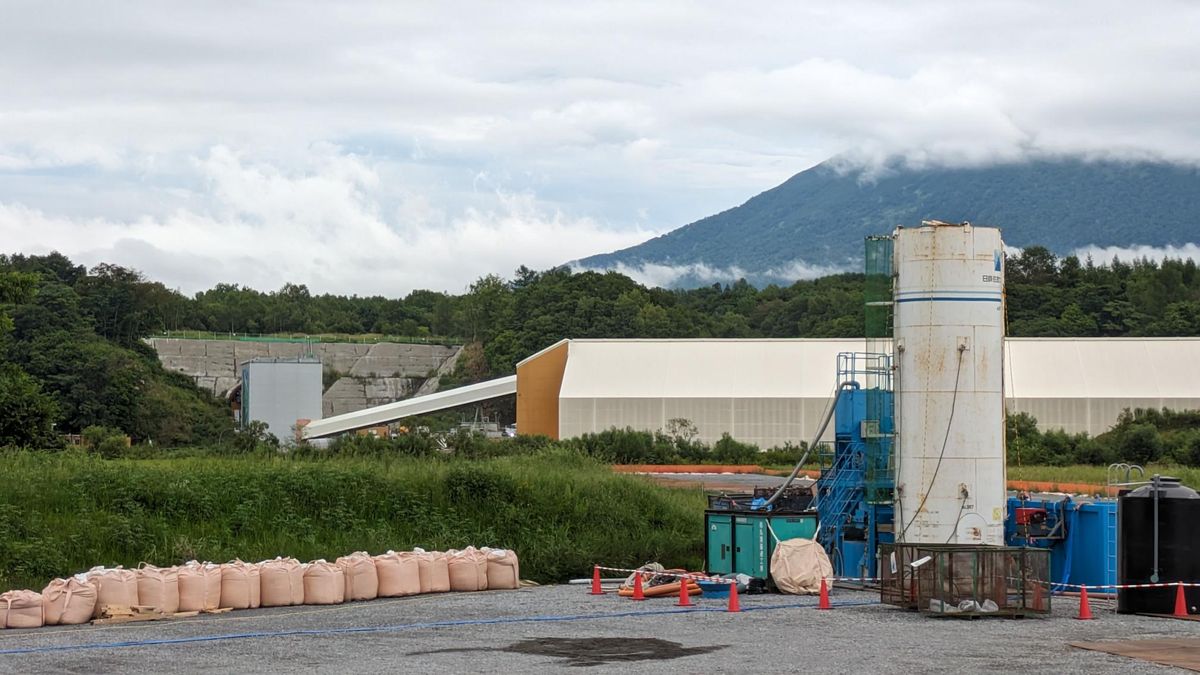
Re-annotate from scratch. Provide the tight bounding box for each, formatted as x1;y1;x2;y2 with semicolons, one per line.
705;510;818;580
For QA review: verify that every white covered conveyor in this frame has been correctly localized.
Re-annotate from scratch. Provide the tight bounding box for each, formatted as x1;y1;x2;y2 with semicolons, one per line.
302;375;516;439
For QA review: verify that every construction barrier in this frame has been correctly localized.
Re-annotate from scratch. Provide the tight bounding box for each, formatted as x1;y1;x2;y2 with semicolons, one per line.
588;564;1200;619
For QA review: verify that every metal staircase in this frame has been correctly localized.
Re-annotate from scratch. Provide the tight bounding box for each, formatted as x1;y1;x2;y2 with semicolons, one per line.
816;442;866;565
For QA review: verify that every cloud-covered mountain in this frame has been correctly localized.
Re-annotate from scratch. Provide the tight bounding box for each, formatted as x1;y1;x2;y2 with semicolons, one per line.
574;158;1200;286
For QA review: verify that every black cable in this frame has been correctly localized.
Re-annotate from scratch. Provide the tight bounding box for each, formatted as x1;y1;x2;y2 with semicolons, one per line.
899;345;965;541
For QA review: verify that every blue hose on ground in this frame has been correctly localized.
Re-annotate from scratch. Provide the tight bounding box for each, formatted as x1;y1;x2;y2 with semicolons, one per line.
0;600;882;656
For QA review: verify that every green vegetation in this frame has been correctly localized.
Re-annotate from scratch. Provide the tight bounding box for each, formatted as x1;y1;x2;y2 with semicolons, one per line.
578;158;1200;282
0;255;229;445
0;449;704;593
3;246;1198;451
1008;408;1200;468
1007;464;1200;488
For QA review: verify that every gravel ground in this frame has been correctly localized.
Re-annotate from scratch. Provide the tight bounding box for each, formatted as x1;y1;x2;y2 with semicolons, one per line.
1;585;1197;673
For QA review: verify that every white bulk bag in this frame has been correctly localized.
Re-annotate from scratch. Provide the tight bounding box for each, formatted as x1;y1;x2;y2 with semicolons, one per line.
769;538;833;595
413;548;450;593
0;590;44;629
219;559;261;610
374;551;422;597
336;551;379;601
86;566;138;617
447;547;488;592
43;575;97;625
177;561;222;612
303;560;345;605
259;557;305;607
135;564;180;614
484;548;520;590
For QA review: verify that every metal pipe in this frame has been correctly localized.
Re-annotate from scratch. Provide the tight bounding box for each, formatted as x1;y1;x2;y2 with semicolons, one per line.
1151;473;1161;583
763;380;859;507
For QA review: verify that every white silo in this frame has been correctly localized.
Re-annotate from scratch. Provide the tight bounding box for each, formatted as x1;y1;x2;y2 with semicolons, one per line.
893;221;1006;545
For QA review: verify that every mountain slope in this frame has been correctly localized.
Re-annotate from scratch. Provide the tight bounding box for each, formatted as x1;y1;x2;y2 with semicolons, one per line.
576;158;1200;283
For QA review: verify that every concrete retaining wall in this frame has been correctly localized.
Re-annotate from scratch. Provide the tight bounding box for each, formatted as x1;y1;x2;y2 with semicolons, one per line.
148;338;461;418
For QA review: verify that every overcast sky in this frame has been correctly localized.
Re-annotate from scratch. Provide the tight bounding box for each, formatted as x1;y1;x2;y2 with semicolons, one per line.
2;1;1198;295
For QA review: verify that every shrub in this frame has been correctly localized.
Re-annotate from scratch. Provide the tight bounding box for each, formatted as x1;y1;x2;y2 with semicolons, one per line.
712;433;759;464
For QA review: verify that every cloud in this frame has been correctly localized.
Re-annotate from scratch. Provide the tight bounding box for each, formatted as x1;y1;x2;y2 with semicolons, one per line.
1071;243;1200;266
0;147;656;295
1;1;1199;293
574;257;853;288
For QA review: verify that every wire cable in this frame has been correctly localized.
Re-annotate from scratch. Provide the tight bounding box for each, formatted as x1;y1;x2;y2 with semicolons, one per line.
899;345;965;541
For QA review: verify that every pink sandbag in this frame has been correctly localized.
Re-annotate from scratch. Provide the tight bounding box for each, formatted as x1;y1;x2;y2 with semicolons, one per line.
373;551;421;597
136;564;180;614
86;566;138;618
43;575;97;625
177;561;222;612
413;548;450;593
447;547;488;592
259;557;305;607
0;590;43;629
483;548;520;590
303;561;345;605
336;551;379;601
220;559;261;609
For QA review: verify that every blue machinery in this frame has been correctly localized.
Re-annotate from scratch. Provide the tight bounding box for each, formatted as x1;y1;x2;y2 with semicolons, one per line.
812;352;1117;587
816;352;895;580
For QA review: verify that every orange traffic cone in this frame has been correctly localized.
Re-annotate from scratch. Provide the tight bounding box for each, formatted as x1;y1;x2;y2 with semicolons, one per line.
590;565;605;595
631;572;645;601
818;577;831;610
1077;586;1094;620
1174;583;1189;618
677;576;692;607
726;581;741;613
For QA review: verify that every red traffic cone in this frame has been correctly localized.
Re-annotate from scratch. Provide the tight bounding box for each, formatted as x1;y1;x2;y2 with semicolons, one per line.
726;581;741;613
631;572;645;601
1077;586;1094;620
676;576;692;607
589;565;605;595
1174;583;1189;618
818;577;831;610
1032;581;1044;611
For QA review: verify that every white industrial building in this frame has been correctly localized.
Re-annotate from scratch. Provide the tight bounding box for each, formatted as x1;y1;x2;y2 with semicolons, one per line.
514;337;1200;448
303;335;1200;446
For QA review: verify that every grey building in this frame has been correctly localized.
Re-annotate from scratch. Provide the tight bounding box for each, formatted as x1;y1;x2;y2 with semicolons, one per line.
241;357;323;443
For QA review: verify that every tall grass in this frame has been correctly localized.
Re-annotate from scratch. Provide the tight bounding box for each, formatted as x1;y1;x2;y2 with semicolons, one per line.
0;449;704;592
1007;463;1200;487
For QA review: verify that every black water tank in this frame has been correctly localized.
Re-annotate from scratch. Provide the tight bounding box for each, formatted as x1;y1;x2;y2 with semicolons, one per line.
1117;477;1200;614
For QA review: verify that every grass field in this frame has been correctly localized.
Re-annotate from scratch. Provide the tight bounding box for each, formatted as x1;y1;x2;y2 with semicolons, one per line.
1007;463;1200;488
0;449;705;593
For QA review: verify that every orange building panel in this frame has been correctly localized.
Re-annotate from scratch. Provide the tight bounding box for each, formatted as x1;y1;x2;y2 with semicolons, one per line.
516;340;568;438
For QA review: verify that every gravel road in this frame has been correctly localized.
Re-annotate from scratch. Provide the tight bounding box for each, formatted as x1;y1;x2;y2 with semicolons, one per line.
1;585;1196;673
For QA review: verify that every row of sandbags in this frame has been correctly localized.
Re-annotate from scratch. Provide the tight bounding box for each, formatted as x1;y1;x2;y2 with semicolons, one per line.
0;547;519;629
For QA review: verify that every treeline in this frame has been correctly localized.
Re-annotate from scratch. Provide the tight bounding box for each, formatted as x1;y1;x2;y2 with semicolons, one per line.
320;424;801;466
1008;408;1200;468
6;246;1200;371
3;247;1199;447
0;256;228;446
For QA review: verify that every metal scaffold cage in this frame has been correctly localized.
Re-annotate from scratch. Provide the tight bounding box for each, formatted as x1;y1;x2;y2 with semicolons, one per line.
879;543;1052;617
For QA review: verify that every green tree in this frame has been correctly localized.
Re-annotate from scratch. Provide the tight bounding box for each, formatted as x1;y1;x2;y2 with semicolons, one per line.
0;365;60;447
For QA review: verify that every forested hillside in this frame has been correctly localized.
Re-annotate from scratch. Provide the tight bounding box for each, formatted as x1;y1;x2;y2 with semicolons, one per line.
2;247;1198;447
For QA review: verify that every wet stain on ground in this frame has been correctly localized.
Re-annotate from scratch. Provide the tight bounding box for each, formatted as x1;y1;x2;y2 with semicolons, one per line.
409;636;728;667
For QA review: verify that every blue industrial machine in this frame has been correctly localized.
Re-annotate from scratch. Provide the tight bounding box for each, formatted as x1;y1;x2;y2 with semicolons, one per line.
816;352;895;580
1005;495;1118;590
